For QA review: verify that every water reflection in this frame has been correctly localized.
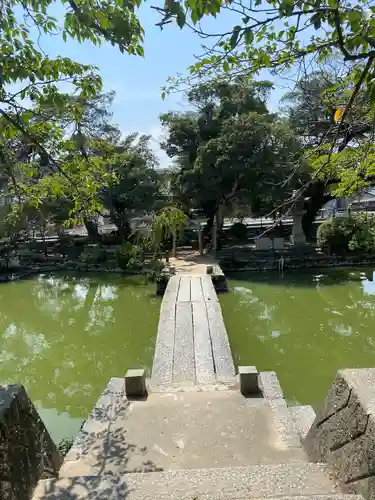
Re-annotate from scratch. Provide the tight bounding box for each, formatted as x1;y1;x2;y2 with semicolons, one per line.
0;273;160;442
222;268;375;407
362;271;375;295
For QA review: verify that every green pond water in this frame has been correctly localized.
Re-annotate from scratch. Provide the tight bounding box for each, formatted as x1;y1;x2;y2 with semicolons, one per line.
0;273;160;443
220;268;375;408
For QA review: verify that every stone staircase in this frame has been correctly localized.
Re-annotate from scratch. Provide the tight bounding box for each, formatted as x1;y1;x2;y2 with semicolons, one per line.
32;374;364;500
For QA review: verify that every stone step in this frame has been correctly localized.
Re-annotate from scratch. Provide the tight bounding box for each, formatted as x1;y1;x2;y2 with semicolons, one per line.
60;389;308;477
290;405;316;440
34;463;340;499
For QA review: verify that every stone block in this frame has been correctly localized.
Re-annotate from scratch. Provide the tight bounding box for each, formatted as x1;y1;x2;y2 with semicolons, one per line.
255;237;272;250
239;366;259;395
125;369;147;398
305;368;375;500
273;237;285;250
0;385;62;500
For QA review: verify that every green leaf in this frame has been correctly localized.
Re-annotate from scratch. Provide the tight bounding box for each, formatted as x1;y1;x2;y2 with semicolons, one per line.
223;60;229;72
176;7;186;28
191;9;199;24
244;28;254;45
230;25;241;48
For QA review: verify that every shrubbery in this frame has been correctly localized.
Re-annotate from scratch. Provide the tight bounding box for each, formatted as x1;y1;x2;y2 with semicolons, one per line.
100;232;123;246
317;214;375;254
226;222;248;242
116;243;143;271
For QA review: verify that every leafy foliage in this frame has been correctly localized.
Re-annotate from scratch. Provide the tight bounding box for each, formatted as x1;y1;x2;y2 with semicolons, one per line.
317;214;375;253
161;80;304;234
226;222;248;242
116;243;143;271
0;0;144;219
348;213;375;252
153;207;188;248
158;0;375;107
317;216;356;254
101;133;161;236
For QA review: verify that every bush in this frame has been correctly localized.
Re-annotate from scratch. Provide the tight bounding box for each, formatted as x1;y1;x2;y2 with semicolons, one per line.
226;222;248;242
318;214;375;254
92;247;107;264
348;213;375;253
317;216;356;254
100;232;122;246
116;243;143;271
73;236;92;247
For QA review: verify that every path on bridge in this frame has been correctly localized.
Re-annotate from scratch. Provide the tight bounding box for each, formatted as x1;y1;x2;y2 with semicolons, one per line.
151;274;235;385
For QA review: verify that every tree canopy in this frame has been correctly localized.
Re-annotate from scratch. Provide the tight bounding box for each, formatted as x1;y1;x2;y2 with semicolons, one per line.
0;0;145;219
161;80;303;236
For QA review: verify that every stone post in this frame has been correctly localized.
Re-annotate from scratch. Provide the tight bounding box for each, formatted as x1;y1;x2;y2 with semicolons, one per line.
125;369;147;398
290;190;306;245
239;366;259;395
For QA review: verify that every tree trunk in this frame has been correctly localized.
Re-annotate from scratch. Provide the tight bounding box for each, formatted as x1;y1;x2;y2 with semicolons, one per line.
302;185;335;241
172;229;177;258
198;224;204;256
84;218;99;241
213;213;218;258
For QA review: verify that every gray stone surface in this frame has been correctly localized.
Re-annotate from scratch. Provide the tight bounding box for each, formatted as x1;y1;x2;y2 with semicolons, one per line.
206;300;235;379
259;371;284;400
0;385;62;500
239;366;259;395
163;275;180;302
151;275;235;385
305;368;375;500
60;389;307;477
34;463;339;500
173;302;195;382
125;369;146;398
290;405;315;440
192;301;215;383
151;299;175;384
190;276;204;302
177;276;190;302
201;274;218;302
269;399;302;449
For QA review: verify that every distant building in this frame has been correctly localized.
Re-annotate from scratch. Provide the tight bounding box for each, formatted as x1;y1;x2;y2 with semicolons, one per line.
323;189;375;216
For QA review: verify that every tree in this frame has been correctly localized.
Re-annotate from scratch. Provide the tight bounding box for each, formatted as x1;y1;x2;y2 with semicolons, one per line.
281;63;374;238
102;133;161;238
161;80;302;244
0;0;144;219
153;207;188;259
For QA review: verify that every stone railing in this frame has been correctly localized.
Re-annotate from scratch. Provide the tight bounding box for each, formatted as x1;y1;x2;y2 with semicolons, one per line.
305;369;375;500
0;385;62;500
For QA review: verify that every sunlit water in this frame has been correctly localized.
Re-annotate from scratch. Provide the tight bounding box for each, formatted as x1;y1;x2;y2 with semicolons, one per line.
0;273;160;443
220;268;375;407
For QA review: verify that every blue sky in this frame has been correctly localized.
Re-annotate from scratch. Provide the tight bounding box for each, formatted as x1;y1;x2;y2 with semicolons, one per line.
38;4;296;167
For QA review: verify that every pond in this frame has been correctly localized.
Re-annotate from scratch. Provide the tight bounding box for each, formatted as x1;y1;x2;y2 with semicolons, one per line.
220;268;375;408
0;273;160;443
